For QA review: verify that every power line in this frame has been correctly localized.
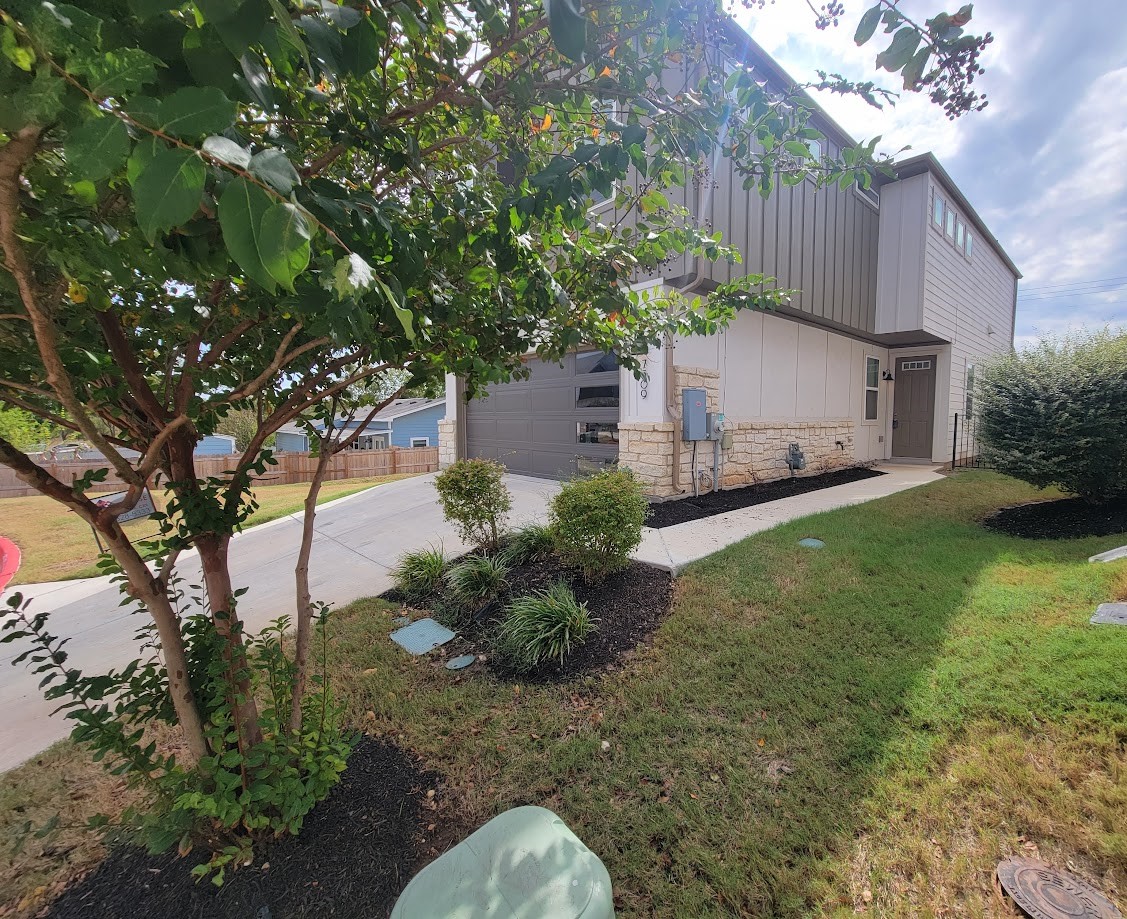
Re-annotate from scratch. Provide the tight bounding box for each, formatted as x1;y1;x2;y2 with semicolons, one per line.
1016;296;1127;309
1019;284;1127;303
1019;274;1127;293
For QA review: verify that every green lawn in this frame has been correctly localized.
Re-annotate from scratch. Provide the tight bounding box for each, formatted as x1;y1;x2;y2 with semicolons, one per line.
2;474;417;585
3;471;1125;917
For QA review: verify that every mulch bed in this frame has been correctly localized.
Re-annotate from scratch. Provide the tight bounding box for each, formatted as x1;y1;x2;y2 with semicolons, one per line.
644;466;885;529
45;737;443;919
983;495;1127;540
386;557;673;683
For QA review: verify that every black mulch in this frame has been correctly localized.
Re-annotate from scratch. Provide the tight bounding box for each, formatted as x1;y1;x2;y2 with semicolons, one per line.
644;466;885;529
983;495;1127;540
387;557;673;683
45;737;443;919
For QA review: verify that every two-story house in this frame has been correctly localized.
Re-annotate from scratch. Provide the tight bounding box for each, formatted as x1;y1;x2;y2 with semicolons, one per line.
437;26;1020;497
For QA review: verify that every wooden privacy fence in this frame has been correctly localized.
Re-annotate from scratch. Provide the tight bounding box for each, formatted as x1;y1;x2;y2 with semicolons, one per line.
0;446;439;499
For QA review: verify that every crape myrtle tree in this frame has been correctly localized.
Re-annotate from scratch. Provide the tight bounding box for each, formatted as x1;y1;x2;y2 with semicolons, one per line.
0;0;991;865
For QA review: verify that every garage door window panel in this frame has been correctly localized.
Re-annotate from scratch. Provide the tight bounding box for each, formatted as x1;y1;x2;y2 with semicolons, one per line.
576;385;620;408
578;422;619;445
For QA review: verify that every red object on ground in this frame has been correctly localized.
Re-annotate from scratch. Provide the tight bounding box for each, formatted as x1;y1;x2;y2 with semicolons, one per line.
0;537;21;591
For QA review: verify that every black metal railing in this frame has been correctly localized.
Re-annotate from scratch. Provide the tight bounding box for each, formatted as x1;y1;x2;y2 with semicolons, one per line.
951;412;991;469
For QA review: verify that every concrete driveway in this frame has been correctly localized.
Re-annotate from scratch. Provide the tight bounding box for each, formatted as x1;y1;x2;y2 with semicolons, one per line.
0;473;559;771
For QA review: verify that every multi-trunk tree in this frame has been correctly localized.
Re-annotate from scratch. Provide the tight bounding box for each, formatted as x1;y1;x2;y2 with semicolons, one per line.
0;0;991;864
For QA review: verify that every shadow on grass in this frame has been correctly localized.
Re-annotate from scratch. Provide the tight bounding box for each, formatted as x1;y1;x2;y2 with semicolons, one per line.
326;472;1127;917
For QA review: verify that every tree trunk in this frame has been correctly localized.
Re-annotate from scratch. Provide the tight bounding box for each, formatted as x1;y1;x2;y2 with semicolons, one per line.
288;447;332;734
101;523;211;764
196;534;263;751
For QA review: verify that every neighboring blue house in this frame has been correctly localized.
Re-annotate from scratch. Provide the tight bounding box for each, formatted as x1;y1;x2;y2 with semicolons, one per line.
195;434;237;456
275;398;445;452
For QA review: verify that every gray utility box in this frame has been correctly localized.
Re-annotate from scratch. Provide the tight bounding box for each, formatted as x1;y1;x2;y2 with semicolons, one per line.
682;388;708;441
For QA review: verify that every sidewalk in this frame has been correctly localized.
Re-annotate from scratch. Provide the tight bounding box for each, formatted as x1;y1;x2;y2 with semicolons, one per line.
634;464;945;572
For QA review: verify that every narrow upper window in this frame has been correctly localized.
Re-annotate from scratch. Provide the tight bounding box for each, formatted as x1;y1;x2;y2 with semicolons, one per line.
864;356;880;422
955;219;965;250
933;193;945;228
964;231;974;258
965;364;975;415
945;208;956;238
808;138;822;162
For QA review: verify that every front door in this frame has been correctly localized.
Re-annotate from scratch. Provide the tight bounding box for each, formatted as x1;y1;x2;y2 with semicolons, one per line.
892;355;936;458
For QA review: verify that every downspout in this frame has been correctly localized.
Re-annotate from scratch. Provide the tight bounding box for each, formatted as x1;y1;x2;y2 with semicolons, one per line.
663;165;709;496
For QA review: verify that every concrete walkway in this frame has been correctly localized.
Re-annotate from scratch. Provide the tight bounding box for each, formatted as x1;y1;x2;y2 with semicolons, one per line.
633;464;945;572
0;463;940;771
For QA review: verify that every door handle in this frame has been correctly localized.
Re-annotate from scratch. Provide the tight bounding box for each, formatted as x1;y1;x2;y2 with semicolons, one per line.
892;416;900;429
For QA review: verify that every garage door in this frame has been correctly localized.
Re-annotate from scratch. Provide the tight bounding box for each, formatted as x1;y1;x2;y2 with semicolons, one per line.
466;350;620;479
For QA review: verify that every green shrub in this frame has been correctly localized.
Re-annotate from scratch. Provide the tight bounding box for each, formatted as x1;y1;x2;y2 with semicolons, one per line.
549;468;648;582
977;329;1127;502
500;523;556;567
434;459;512;550
391;546;447;600
446;554;510;606
497;581;596;671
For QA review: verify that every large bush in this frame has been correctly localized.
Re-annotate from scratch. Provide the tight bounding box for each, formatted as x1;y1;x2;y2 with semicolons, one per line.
550;468;649;582
434;460;512;550
977;330;1127;502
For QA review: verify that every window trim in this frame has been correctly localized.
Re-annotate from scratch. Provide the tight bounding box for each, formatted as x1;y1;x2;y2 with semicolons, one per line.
933;192;945;228
863;355;880;424
409;436;430;448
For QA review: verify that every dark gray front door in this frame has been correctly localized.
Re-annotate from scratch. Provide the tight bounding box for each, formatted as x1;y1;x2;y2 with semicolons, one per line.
465;351;620;479
892;355;936;458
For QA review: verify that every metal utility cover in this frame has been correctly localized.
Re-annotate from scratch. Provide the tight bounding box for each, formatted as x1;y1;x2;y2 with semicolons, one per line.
391;618;455;655
798;538;826;549
996;856;1122;918
445;654;476;671
1091;603;1127;627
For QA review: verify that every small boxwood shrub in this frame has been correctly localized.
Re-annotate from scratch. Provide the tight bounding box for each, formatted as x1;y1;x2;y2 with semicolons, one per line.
390;546;447;601
434;459;512;550
497;581;595;671
446;554;509;606
549;468;648;582
500;523;555;567
977;329;1127;502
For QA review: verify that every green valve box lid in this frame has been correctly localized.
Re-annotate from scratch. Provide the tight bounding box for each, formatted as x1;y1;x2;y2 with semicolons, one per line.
390;806;614;918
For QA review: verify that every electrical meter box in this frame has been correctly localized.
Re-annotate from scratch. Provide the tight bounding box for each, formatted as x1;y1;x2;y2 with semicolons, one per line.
706;412;725;441
682;388;708;441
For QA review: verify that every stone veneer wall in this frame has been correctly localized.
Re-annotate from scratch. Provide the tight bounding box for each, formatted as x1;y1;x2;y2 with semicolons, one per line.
437;419;457;469
619;365;858;498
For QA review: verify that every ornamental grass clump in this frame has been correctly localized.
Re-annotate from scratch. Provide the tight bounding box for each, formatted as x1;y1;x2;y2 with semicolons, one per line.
445;554;509;607
499;522;556;567
497;581;596;671
549;468;648;583
977;329;1127;502
390;546;447;601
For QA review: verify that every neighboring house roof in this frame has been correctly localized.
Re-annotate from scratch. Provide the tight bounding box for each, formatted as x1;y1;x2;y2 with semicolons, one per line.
275;399;445;436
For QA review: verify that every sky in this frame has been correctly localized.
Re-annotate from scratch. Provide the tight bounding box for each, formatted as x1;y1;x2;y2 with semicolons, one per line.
733;0;1127;347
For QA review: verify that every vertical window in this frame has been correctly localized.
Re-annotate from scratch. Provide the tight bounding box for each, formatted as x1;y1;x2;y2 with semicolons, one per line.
864;356;880;421
808;138;822;161
964;231;974;258
410;436;430;447
965;364;975;416
945;208;956;238
955;219;965;249
933;193;945;228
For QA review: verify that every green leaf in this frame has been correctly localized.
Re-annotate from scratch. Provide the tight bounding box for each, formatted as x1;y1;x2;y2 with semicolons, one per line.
544;0;586;64
876;27;922;73
72;48;160;97
29;3;102;56
159;86;236;137
258;202;311;290
2;67;65;131
265;0;310;70
182;26;237;91
332;253;373;298
371;275;413;340
202;135;251;169
66;116;131;181
1;26;35;71
340;15;379;75
783;140;810;158
901;46;931;89
128;0;185;18
854;5;882;45
132;148;205;242
249;149;299;194
196;0;268;56
126;135;161;185
218;177;277;291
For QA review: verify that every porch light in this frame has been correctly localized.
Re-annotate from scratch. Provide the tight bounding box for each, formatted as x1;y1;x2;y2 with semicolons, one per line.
882;370;894;382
